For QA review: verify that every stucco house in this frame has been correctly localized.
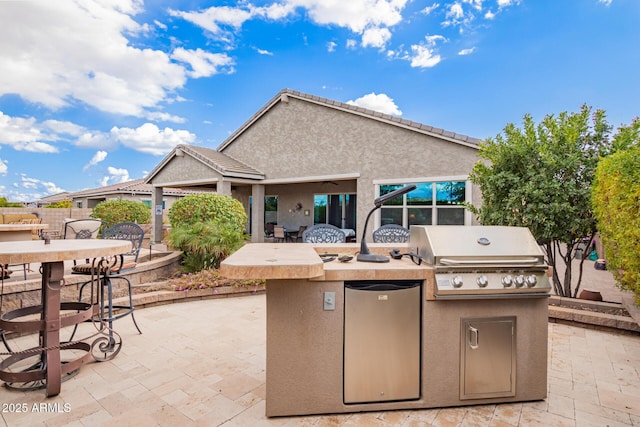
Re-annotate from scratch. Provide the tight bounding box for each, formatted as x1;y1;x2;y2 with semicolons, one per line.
144;89;482;243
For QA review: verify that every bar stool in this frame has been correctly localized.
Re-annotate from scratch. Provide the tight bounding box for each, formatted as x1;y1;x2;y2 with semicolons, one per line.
70;222;144;339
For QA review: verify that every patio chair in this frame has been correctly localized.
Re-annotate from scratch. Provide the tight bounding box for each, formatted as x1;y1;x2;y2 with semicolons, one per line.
372;224;410;243
70;222;144;338
302;224;346;243
289;225;307;243
265;223;275;240
273;225;286;243
63;218;104;264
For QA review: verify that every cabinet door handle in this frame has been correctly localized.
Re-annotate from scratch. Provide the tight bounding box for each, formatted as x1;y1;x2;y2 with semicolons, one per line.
468;325;479;350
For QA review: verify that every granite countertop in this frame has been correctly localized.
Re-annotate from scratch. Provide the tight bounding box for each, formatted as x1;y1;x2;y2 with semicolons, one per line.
220;243;432;281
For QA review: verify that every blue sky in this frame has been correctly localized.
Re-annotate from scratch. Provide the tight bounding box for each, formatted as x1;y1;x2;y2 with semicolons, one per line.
0;0;638;202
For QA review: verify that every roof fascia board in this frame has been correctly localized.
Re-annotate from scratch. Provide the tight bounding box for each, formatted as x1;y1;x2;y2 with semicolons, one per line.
151;178;219;188
262;172;360;185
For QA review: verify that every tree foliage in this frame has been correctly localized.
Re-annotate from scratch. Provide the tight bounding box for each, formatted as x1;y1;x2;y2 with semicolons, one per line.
91;199;151;228
468;105;613;297
592;119;640;300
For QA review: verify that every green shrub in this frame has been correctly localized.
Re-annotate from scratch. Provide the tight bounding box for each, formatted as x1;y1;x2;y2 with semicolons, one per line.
592;145;640;300
167;221;246;272
168;193;246;232
0;197;22;207
46;199;73;208
91;199;151;228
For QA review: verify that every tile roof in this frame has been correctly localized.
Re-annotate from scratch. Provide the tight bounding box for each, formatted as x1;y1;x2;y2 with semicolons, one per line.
59;179;205;199
217;88;483;151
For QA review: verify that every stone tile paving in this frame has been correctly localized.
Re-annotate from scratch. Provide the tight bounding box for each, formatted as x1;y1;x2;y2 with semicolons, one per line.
1;294;639;426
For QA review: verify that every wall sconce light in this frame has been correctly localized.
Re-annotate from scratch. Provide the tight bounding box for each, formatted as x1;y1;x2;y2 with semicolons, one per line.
304;209;310;216
289;203;303;213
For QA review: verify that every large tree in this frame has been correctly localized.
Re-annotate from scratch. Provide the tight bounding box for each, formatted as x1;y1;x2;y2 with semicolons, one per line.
468;105;612;297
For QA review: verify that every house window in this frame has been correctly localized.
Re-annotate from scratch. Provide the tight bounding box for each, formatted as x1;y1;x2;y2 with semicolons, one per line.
379;180;467;227
265;196;278;225
142;200;165;209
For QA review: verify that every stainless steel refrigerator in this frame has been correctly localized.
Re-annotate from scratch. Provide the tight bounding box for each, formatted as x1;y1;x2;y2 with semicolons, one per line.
343;280;421;404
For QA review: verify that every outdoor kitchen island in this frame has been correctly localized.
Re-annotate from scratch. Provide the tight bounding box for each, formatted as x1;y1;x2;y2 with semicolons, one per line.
220;226;550;418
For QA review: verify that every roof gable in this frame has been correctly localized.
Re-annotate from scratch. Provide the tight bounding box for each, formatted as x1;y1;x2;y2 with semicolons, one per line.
217;88;482;152
144;144;264;184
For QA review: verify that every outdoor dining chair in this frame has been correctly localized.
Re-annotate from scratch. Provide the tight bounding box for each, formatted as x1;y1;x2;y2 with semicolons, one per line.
372;224;410;243
70;222;144;338
273;225;286;243
289;225;307;242
63;218;104;265
302;224;346;243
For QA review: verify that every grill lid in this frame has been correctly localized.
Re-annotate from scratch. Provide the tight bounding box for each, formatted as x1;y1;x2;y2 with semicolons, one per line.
411;225;545;267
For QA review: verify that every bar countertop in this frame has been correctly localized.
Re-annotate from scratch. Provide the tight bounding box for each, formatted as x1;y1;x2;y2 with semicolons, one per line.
220;243;432;281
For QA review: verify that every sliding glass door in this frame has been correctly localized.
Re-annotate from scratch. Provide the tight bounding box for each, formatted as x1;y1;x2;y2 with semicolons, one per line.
314;194;356;229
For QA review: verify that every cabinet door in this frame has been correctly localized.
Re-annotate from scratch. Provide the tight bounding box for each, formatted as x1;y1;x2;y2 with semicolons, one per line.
460;317;516;400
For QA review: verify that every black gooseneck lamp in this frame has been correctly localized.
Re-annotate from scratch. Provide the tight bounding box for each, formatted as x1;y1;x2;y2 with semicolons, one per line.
357;184;417;263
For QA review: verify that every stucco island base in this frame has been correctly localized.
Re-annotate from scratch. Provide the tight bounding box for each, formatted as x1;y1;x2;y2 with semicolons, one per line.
221;243;548;418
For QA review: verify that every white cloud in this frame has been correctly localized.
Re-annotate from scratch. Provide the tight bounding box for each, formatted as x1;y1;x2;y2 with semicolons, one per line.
346;93;402;116
0;158;7;176
458;47;476;55
255;48;274;55
597;0;612;5
407;35;445;68
484;10;495;19
173;1;410;51
111;123;196;156
0;1;197;118
83;150;108;171
362;27;392;49
409;45;442;68
8;174;65;202
0;112;59;153
464;0;485;11
327;41;337;52
422;3;440;15
170;47;235;78
99;167;130;187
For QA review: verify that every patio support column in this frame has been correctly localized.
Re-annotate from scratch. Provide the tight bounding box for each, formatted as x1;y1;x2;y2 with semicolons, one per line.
218;179;232;196
251;184;265;243
151;186;164;243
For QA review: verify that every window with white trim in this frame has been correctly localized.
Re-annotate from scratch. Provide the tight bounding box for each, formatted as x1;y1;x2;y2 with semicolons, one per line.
378;180;467;227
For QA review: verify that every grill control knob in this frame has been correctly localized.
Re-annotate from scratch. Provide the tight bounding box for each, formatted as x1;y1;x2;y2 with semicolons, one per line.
526;274;538;287
452;275;464;288
476;275;488;288
514;275;525;288
502;275;513;287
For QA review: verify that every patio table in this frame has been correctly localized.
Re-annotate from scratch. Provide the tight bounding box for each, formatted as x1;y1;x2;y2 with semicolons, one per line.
0;239;131;397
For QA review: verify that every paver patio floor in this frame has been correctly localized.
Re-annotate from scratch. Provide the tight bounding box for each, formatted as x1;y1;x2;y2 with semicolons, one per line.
1;292;639;427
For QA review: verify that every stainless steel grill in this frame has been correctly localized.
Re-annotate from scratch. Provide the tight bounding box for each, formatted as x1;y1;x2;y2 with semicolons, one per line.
410;225;551;299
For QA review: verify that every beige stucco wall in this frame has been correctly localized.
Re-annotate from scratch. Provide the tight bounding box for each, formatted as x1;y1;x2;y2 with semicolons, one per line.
221;96;481;238
150;155;222;186
266;278;548;417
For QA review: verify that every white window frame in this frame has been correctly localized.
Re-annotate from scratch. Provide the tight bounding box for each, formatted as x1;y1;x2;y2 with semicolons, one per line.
373;176;472;228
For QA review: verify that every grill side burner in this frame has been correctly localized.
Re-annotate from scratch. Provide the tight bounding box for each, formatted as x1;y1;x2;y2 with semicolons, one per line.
410;225;551;299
